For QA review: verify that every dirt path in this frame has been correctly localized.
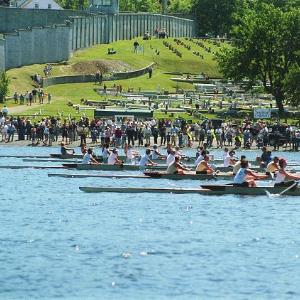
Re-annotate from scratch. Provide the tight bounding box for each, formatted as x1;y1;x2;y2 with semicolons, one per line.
7;102;48;114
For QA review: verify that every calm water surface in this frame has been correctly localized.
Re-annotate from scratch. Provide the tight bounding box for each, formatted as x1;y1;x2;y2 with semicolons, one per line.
1;146;300;299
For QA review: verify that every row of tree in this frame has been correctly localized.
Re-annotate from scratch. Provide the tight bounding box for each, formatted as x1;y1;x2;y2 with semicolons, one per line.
55;0;192;13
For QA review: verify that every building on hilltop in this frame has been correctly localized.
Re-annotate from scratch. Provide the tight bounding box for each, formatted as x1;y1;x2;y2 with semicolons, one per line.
89;0;119;14
10;0;62;9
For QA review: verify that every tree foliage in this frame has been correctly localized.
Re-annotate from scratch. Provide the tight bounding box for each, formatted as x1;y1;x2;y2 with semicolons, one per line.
191;0;238;36
0;71;10;103
119;0;160;12
216;3;300;112
168;0;192;14
284;64;300;107
56;0;89;9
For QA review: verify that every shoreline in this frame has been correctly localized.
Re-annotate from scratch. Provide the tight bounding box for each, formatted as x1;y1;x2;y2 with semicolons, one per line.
0;138;298;152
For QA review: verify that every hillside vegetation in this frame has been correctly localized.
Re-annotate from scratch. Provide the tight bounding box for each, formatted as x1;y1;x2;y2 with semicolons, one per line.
4;37;225;117
7;37;223;93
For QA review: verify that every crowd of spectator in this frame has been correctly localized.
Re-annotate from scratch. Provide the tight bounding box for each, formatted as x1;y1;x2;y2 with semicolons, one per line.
0;114;300;151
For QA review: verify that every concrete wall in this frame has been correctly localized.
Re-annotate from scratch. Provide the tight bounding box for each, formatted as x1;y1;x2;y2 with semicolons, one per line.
70;13;194;50
4;24;72;69
0;7;194;70
0;34;5;70
0;7;91;33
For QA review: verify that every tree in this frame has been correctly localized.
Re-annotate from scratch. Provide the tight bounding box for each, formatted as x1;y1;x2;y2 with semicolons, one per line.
191;0;238;36
56;0;89;9
119;0;160;12
284;64;300;107
168;0;192;14
217;3;300;113
0;71;10;103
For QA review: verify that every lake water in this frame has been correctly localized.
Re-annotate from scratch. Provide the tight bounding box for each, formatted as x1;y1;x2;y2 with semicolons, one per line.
1;146;300;299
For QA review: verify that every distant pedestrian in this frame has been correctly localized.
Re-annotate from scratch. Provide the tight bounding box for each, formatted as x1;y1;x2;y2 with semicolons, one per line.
13;92;18;104
48;93;52;104
29;92;33;106
133;41;139;53
148;67;153;78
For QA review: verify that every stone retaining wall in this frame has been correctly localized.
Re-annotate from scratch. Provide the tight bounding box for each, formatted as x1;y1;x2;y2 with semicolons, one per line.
42;63;155;87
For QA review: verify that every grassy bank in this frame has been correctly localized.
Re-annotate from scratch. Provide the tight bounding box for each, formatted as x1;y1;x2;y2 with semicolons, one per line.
3;37;225;119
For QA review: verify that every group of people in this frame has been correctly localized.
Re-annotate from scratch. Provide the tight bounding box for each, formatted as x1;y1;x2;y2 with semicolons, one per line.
13;89;51;106
61;139;300;190
1;114;300;152
193;146;300;188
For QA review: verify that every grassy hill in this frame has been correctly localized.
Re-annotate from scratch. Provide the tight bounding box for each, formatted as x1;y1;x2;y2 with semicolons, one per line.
4;37;226;117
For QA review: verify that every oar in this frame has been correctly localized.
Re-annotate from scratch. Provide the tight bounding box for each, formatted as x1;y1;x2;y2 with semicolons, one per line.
266;181;299;198
279;181;299;196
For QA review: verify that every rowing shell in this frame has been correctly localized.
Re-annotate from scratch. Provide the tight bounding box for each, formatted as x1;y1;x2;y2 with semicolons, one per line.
62;163;265;173
62;163;166;171
79;185;300;196
0;165;64;169
48;173;151;179
79;186;212;194
143;171;272;180
200;184;300;196
48;172;233;180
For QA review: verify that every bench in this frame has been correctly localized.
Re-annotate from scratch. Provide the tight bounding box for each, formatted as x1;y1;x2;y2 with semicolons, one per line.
108;48;116;55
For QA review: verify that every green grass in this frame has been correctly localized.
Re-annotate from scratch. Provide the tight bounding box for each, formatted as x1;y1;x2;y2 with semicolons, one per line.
3;37;226;118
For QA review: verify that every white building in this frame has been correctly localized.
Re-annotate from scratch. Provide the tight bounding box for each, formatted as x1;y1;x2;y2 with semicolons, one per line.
10;0;62;9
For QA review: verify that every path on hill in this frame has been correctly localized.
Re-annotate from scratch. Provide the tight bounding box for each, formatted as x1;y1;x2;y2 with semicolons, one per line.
7;102;48;115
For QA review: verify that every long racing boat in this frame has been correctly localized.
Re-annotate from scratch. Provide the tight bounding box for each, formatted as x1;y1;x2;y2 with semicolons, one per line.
79;184;300;196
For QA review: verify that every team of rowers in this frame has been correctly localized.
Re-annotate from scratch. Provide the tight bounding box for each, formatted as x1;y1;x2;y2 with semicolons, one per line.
60;142;300;188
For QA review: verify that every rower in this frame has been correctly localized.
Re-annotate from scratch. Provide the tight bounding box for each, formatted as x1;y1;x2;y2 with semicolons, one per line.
151;144;164;160
166;149;176;166
166;143;172;155
126;144;139;163
60;142;75;156
224;150;237;167
102;144;111;163
222;148;229;161
167;156;191;174
108;148;123;165
174;146;184;158
232;155;246;175
139;148;156;168
195;147;203;159
233;160;267;187
195;149;209;166
258;147;272;167
266;156;279;176
274;158;300;188
81;144;87;155
82;148;100;165
195;155;214;174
